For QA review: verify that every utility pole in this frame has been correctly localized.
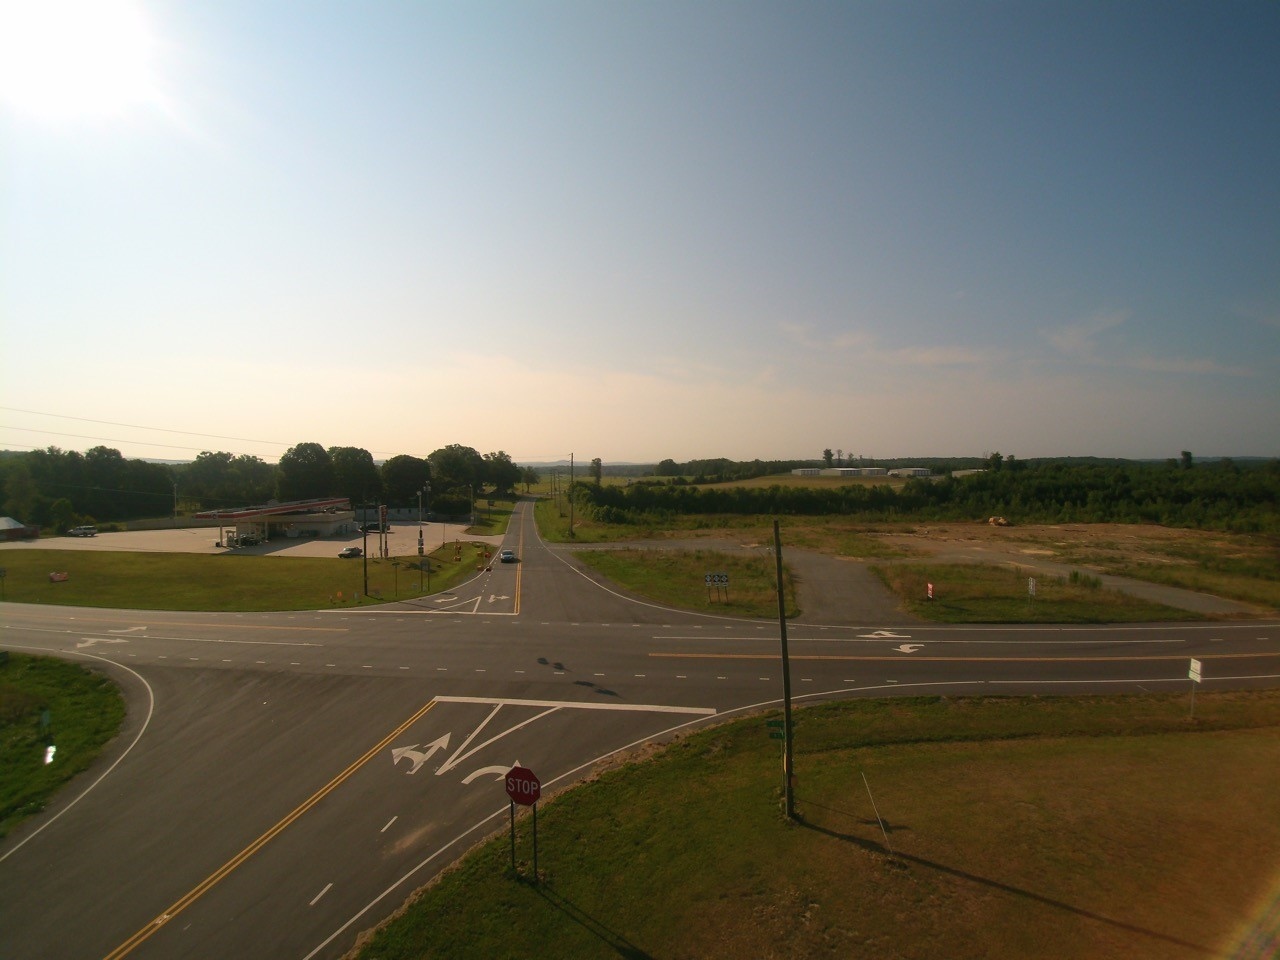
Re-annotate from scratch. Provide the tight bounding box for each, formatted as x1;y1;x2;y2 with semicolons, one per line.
362;505;369;598
568;453;575;538
774;519;795;820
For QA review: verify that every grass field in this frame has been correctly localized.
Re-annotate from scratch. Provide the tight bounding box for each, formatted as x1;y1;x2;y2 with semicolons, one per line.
0;653;125;838
573;548;798;619
353;690;1280;960
870;562;1203;622
0;544;493;611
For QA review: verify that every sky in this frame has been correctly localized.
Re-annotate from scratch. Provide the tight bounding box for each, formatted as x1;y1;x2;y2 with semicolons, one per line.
2;0;1278;466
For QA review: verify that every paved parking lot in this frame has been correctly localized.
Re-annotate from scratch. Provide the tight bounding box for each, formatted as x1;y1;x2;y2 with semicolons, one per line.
0;522;503;558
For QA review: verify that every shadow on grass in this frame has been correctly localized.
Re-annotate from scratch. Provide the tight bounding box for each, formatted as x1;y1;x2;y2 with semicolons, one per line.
531;883;654;959
795;802;1213;956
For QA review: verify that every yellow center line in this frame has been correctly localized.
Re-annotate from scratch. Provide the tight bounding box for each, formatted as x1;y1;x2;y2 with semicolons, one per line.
103;699;440;959
513;505;525;616
650;651;1280;663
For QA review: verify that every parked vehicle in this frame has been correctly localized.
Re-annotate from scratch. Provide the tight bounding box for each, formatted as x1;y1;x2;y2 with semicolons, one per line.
67;525;97;537
338;546;362;558
360;522;388;533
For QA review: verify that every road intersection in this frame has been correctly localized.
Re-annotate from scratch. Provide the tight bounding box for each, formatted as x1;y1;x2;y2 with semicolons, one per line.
2;501;1278;959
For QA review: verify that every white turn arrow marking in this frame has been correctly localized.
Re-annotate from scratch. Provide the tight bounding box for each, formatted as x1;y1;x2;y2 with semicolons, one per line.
893;644;924;654
76;638;128;650
858;629;911;639
108;626;147;634
462;763;518;784
390;733;451;775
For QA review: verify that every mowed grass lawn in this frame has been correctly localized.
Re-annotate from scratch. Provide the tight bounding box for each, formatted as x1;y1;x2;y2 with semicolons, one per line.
573;547;798;619
0;546;492;611
355;692;1280;960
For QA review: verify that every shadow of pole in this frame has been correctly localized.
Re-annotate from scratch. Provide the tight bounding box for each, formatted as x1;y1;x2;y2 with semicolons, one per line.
795;813;1213;955
531;883;655;959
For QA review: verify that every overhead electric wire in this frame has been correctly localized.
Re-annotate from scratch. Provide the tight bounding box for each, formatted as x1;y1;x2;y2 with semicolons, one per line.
0;406;286;447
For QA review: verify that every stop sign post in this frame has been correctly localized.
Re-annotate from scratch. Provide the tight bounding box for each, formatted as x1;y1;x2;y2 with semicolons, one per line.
505;765;541;881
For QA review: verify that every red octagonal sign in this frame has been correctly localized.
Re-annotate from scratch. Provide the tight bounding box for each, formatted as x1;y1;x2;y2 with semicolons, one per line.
505;765;541;806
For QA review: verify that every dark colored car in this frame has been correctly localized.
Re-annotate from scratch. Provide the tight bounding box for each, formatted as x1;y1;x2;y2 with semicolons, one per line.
338;546;362;558
499;549;517;563
360;522;387;533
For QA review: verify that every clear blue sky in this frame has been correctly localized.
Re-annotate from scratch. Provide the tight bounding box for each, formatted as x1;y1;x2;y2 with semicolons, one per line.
3;0;1277;464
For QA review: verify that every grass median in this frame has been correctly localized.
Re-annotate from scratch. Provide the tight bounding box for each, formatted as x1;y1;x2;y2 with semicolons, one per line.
574;547;797;619
354;691;1280;960
0;653;126;839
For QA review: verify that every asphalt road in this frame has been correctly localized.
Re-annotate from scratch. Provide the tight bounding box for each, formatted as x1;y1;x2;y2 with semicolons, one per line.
2;501;1278;959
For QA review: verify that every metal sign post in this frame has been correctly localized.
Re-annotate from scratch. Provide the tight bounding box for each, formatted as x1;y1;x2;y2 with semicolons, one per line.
505;766;542;882
1188;658;1202;719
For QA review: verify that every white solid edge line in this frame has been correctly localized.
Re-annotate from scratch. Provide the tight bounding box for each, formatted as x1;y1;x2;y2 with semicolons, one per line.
433;695;716;715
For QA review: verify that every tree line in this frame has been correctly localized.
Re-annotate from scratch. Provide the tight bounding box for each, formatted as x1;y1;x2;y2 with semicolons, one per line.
571;456;1280;533
0;443;538;531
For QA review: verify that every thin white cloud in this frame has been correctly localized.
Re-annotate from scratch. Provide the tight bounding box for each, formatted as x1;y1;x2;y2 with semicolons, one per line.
1129;355;1255;377
881;345;993;368
778;321;995;370
1046;310;1128;360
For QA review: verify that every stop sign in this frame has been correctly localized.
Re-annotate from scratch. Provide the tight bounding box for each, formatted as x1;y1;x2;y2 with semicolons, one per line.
505;765;541;805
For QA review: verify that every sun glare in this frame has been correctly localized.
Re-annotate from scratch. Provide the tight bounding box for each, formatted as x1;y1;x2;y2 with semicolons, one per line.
0;0;163;122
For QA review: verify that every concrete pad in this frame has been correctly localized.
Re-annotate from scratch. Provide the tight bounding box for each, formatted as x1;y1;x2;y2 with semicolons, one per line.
0;522;503;558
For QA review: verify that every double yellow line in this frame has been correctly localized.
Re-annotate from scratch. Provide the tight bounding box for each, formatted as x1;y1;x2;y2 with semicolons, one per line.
104;699;439;959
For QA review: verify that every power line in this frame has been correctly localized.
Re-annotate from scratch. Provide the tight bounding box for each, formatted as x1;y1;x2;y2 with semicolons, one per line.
1;426;217;453
0;406;286;447
0;407;429;460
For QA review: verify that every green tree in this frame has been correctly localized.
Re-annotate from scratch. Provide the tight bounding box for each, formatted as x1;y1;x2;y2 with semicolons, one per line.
429;444;484;491
329;446;382;504
520;466;540;492
2;460;40;521
483;451;521;494
277;443;335;501
822;449;833;467
590;457;603;484
381;455;432;506
49;497;79;532
656;458;679;476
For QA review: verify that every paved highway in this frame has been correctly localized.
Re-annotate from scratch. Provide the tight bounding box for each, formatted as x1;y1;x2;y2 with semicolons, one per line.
2;501;1278;959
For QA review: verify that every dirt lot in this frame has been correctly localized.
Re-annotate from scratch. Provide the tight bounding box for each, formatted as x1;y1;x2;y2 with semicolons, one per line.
872;521;1257;564
868;522;1275;617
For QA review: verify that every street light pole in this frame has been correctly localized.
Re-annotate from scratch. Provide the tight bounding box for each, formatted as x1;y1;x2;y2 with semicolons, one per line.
418;483;429;593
